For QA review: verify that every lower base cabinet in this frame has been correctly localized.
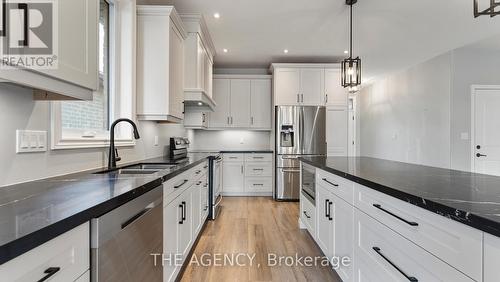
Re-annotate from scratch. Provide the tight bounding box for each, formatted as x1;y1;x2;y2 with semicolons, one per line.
222;153;273;196
354;209;473;282
163;161;209;282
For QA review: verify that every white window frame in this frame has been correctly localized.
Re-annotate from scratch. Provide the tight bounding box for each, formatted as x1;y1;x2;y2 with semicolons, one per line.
51;0;137;150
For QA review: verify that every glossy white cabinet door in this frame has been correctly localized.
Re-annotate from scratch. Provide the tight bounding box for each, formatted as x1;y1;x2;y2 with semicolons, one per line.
169;19;185;120
332;194;354;282
230;79;252;128
192;181;202;235
300;68;324;105
326;107;348;156
163;199;180;282
178;191;193;259
316;184;334;259
210;79;231;128
250;79;272;129
274;68;301;105
222;162;245;193
325;68;348;107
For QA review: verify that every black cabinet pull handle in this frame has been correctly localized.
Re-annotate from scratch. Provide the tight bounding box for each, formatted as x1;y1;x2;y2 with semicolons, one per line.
303;211;311;219
174;179;188;189
178;204;184;224
328;201;333;221
372;247;418;282
182;201;186;221
373;204;418;226
253;168;264;171
325;199;330;218
322;178;339;187
37;267;61;282
253;183;264;186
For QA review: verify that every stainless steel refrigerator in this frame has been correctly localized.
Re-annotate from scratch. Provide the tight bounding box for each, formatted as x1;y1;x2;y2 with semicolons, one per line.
275;106;326;200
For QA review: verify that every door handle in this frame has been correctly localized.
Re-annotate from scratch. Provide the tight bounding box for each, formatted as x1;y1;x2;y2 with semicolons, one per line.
37;267;61;282
373;204;418;226
297;94;300;103
372;247;418;282
325;93;328;103
322;178;339;187
476;153;487;157
303;211;311;219
241;165;244;174
227;117;230;125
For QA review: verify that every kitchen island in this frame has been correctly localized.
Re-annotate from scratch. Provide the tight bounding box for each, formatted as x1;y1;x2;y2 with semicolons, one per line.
299;156;500;282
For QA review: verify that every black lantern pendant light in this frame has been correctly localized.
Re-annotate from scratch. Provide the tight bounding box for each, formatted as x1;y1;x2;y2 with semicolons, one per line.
473;0;500;17
341;0;361;89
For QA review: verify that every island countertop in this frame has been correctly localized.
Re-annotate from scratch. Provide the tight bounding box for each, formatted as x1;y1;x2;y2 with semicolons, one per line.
299;156;500;237
0;153;215;265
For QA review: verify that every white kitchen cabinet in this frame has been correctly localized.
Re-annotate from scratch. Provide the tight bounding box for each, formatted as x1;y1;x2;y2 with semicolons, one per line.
163;198;181;282
274;68;301;105
300;192;316;238
192;180;203;235
210;75;272;130
2;0;98;100
180;14;216;110
326;107;348;156
210;79;231;128
300;68;324;105
0;223;89;282
484;233;500;282
353;209;473;282
184;111;208;129
250;79;272;129
222;161;245;194
324;68;348;106
316;184;335;259
230;79;252;127
137;6;187;122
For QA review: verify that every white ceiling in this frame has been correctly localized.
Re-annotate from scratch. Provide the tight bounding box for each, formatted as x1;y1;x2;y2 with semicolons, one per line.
165;0;500;81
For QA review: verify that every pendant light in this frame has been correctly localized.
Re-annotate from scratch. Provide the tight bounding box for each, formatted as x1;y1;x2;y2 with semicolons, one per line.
341;0;361;88
473;0;500;17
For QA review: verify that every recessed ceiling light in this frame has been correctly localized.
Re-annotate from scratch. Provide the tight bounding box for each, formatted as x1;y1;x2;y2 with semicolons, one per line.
213;13;220;19
283;49;289;54
344;50;349;54
198;102;203;106
223;48;228;53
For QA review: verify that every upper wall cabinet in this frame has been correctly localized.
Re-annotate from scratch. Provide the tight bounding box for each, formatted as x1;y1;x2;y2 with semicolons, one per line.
180;14;217;111
2;0;99;100
271;64;347;107
136;6;187;123
209;75;272;130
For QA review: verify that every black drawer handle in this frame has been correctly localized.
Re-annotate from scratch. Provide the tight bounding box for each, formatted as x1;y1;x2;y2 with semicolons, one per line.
373;204;418;226
174;179;188;189
253;183;264;186
303;211;311;219
37;267;61;282
373;247;418;282
322;178;339;187
253;168;264;171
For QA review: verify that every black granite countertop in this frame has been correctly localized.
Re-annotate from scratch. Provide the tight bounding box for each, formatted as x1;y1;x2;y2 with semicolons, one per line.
300;156;500;237
0;153;215;265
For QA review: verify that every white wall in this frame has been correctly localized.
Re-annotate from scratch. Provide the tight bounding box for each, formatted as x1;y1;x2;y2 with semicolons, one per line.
450;48;500;171
358;40;500;170
358;53;452;168
0;84;188;186
190;130;271;151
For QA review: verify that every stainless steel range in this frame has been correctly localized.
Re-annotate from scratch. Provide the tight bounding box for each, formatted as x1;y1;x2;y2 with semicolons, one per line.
275;106;326;201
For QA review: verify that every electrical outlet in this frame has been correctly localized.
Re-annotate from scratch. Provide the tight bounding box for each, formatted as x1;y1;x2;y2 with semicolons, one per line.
16;130;47;153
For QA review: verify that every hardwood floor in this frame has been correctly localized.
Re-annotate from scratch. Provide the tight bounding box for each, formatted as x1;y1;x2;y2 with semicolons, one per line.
180;197;341;282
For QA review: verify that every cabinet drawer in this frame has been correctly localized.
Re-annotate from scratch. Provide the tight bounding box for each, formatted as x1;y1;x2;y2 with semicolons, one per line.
223;153;244;162
245;177;272;192
316;169;354;204
300;193;316;238
354;209;474;282
164;164;206;203
244;153;272;162
0;223;89;282
354;184;482;281
245;163;272;177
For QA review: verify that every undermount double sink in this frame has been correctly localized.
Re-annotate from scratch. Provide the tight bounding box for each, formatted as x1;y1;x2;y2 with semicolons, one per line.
95;163;179;175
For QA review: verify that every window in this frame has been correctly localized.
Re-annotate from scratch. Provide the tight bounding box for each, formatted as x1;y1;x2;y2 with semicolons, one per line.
60;0;111;138
51;0;136;149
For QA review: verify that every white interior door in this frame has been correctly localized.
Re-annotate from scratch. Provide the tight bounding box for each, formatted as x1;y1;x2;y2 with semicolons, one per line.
473;87;500;176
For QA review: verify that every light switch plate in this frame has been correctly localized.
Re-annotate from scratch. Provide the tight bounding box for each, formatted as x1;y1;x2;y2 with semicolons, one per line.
16;130;47;153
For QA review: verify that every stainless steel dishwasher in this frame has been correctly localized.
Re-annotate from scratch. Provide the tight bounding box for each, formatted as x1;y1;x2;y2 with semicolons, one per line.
91;186;163;282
